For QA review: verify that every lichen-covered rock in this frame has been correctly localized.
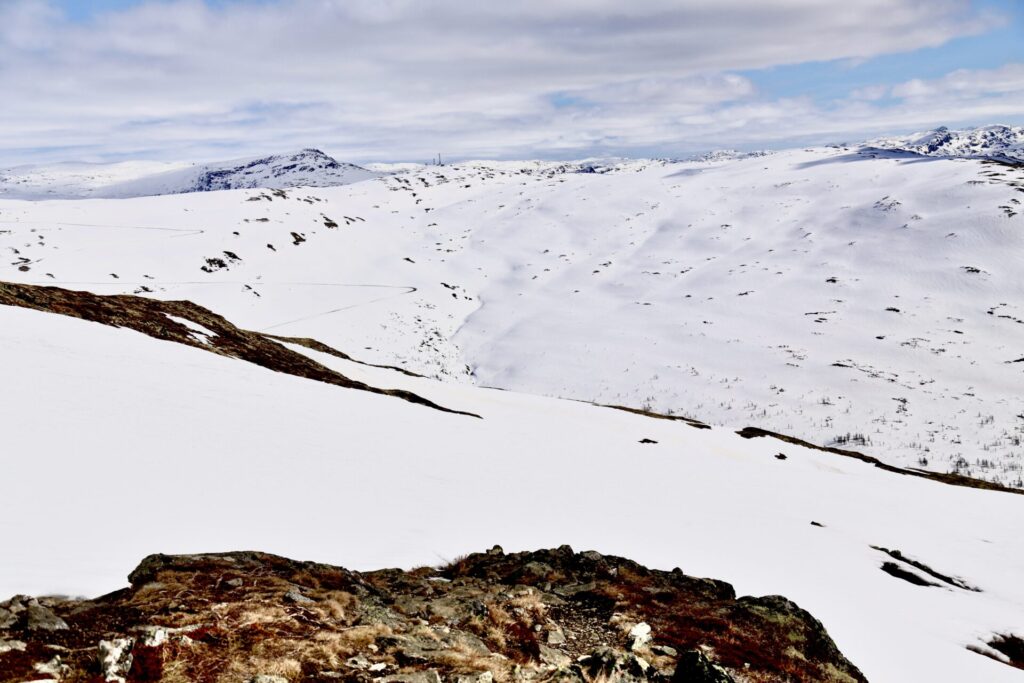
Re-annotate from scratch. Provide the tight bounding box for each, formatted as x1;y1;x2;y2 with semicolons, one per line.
629;622;653;651
454;672;493;683
0;547;865;683
25;600;69;631
575;648;653;683
33;654;69;678
98;637;134;682
382;671;442;683
284;588;315;604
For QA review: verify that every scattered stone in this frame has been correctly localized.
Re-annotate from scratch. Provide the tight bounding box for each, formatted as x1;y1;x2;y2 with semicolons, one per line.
98;638;134;683
0;638;27;654
34;655;70;678
652;645;678;657
454;672;493;683
539;643;572;667
284;588;314;604
250;676;290;683
547;626;567;645
139;626;168;647
671;650;734;682
516;561;554;581
26;600;69;631
382;671;442;683
629;622;652;650
226;577;244;588
577;648;651;682
346;655;371;669
0;606;17;629
552;581;597;597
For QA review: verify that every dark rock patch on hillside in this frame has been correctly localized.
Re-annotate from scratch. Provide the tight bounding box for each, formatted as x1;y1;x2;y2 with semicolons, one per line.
736;426;1022;495
0;281;475;417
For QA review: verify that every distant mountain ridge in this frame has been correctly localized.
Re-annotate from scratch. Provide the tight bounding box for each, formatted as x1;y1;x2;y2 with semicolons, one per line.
0;148;378;199
869;124;1024;163
150;148;379;194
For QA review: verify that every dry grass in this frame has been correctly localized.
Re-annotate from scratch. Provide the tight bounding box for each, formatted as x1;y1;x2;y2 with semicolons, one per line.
335;622;393;650
219;655;303;682
311;590;357;623
424;644;511;683
507;590;547;622
458;592;547;666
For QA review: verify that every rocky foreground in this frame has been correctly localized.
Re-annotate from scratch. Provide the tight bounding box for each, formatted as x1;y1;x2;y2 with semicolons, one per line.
0;546;865;683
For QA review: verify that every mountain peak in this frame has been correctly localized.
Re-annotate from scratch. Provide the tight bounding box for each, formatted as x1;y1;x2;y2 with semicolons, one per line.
183;148;378;193
869;124;1024;162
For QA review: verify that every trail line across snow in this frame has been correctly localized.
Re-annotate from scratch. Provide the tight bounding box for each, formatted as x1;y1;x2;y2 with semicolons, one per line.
24;279;421;332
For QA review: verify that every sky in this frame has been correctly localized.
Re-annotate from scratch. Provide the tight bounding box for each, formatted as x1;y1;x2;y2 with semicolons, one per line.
1;0;1022;165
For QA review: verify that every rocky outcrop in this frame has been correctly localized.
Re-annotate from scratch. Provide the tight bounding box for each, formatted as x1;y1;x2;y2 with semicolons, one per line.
0;281;475;418
869;125;1024;163
0;546;865;683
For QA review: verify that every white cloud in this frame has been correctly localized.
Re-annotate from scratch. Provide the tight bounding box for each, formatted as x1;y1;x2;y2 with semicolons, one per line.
0;0;1011;163
638;64;1024;154
890;63;1024;99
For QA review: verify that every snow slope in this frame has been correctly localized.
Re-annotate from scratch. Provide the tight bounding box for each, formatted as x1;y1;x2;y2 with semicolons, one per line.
871;125;1024;163
1;147;1020;485
0;160;191;200
0;149;377;199
1;300;1022;682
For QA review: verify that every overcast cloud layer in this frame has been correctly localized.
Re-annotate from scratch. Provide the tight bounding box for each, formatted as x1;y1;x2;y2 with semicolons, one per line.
0;0;1021;164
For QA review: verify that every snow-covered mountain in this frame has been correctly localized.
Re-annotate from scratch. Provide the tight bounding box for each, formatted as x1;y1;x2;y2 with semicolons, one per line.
691;149;772;162
2;137;1024;682
5;144;1019;485
870;125;1024;163
0;148;378;199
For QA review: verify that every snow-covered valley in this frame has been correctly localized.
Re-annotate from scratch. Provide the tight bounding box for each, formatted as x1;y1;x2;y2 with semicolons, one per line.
2;135;1021;484
2;129;1024;682
2;282;1024;683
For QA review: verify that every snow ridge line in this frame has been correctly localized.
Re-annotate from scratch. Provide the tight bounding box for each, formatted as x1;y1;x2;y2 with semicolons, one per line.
736;427;1023;496
0;281;478;418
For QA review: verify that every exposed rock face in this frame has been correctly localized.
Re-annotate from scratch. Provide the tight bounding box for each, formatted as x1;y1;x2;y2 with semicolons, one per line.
0;547;865;683
869;125;1024;163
